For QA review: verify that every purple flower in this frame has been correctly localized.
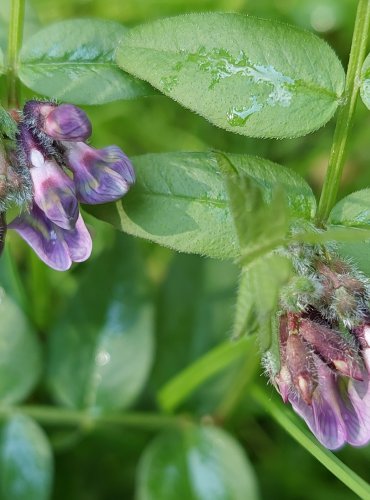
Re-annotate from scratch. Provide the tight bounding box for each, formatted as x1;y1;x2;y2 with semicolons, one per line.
9;204;92;271
274;312;370;450
7;100;135;271
64;142;135;204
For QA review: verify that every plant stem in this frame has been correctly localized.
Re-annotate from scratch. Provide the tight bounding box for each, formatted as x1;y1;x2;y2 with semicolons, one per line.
6;0;25;108
316;0;370;225
0;405;183;430
251;385;370;499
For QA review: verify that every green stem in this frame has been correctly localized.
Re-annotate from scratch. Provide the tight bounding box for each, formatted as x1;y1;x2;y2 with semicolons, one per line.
251;385;370;499
316;0;370;225
0;405;183;430
6;0;25;108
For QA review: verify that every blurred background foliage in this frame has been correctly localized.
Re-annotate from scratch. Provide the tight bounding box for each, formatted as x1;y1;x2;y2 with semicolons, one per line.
0;0;369;499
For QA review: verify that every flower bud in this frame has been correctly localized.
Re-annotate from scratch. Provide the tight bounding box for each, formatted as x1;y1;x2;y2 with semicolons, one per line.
299;318;363;380
43;104;92;142
286;334;316;404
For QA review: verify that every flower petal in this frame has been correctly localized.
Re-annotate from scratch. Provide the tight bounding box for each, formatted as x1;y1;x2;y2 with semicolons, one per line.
63;213;92;263
30;152;78;230
65;142;135;204
289;358;347;450
9;205;72;271
43;104;92;141
345;376;370;446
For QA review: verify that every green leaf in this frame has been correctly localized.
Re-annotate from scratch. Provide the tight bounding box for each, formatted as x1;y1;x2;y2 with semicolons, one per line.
47;234;154;411
246;254;291;351
336;241;370;276
215;154;290;346
86;152;316;260
137;425;259;500
0;47;3;74
19;19;153;104
0;106;17;140
158;336;255;413
232;270;257;340
328;189;370;227
0;414;53;500
327;191;370;274
0;293;42;404
251;385;370;500
296;225;370;243
361;53;370;110
216;153;289;264
117;13;345;138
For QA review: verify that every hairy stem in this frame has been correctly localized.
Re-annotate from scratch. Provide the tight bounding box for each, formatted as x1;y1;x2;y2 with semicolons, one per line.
6;0;25;108
316;0;370;224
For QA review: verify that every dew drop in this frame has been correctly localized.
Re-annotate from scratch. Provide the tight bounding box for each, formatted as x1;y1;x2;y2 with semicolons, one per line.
160;75;178;93
227;97;263;126
96;349;111;366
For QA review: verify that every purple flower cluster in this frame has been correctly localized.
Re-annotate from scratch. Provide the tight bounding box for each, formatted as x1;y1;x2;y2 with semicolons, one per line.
8;101;135;271
268;254;370;449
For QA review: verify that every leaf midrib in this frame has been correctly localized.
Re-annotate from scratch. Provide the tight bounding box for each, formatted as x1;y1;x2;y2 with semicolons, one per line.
118;46;342;99
129;189;228;208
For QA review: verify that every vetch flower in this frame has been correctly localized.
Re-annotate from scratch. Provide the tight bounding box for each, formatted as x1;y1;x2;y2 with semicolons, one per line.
5;99;135;271
9;204;92;271
64;142;135;204
265;248;370;449
19;124;79;230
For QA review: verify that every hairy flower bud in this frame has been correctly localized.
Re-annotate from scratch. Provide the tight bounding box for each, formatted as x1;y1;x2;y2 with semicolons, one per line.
286;334;316;404
299;318;363;380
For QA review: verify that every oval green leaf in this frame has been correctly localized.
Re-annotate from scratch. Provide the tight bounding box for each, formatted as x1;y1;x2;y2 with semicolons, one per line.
0;292;42;404
137;425;259;500
328;190;370;276
19;19;153;104
86;152;316;260
117;13;345;138
0;414;53;500
47;234;154;411
329;189;370;227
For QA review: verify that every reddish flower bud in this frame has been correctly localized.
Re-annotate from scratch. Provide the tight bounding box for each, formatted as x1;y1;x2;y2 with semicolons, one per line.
286;334;316;404
299;318;363;380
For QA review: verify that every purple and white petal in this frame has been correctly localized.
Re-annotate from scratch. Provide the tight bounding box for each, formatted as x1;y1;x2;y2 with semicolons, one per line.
290;357;347;450
30;151;78;230
9;204;72;271
63;213;92;263
65;142;135;204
